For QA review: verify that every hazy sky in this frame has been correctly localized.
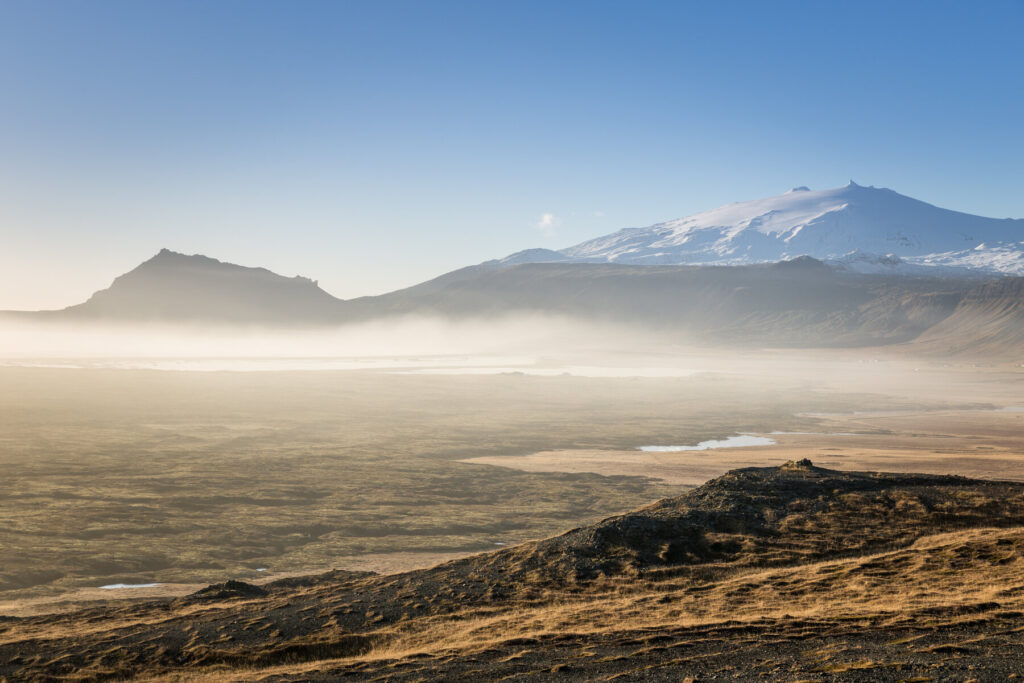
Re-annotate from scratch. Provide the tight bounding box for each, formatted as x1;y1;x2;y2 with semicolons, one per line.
2;0;1022;309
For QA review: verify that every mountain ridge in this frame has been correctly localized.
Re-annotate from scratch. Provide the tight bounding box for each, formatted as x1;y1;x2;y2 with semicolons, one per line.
4;248;1023;354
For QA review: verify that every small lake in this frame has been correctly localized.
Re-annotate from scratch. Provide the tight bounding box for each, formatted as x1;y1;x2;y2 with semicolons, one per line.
638;435;776;452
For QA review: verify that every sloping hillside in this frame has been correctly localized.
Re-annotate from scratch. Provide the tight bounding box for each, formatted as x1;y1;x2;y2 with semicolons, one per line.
909;277;1024;356
5;462;1024;681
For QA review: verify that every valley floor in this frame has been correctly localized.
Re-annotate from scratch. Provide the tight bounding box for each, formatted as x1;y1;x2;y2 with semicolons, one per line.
462;406;1024;485
1;350;1023;680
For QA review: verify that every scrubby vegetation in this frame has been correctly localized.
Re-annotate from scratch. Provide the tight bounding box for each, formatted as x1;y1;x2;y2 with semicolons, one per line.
6;462;1024;680
0;365;904;605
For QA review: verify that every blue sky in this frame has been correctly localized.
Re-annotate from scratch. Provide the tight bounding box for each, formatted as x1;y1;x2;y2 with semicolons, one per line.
1;0;1022;308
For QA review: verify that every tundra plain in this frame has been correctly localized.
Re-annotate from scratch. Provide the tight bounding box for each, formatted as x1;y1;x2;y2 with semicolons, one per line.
0;350;1020;611
2;348;1024;680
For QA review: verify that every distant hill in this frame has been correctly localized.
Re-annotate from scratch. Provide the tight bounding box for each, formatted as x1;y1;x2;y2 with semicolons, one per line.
59;249;346;324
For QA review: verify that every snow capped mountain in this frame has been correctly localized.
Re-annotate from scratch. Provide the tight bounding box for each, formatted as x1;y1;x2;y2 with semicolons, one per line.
500;183;1024;275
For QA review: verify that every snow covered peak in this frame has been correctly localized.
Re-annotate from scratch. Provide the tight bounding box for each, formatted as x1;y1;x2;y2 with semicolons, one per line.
502;184;1024;275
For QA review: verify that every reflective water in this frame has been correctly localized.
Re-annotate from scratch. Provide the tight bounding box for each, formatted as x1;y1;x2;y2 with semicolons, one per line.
638;435;776;452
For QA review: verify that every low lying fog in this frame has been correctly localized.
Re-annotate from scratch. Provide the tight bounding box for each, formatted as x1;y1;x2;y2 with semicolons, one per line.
0;315;658;365
0;315;1007;408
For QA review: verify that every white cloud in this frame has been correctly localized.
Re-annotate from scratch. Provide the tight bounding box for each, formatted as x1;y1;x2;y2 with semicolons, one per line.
535;213;560;236
592;210;605;218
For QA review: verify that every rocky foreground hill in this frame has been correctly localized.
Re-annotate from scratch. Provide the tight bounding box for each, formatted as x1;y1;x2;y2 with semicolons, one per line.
5;460;1024;681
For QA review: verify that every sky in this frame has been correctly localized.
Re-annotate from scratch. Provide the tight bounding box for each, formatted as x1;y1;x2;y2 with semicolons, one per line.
1;0;1022;309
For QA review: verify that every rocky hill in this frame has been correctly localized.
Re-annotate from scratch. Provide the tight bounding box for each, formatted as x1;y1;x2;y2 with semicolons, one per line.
5;461;1024;680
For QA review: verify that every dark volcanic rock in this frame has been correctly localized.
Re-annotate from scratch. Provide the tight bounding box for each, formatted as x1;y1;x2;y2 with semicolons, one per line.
190;579;266;600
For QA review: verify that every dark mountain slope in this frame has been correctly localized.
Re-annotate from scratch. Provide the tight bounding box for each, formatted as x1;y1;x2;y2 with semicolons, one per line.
355;259;973;346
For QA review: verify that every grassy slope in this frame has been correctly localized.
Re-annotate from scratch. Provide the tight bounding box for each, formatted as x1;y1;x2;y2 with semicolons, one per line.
5;462;1024;681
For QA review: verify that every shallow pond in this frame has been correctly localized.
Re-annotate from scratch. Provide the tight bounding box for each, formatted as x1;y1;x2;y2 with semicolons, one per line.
638;435;776;452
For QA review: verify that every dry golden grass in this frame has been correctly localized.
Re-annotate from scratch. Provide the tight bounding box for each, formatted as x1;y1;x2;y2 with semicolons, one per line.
338;526;1024;659
125;525;1024;682
6;461;1024;681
